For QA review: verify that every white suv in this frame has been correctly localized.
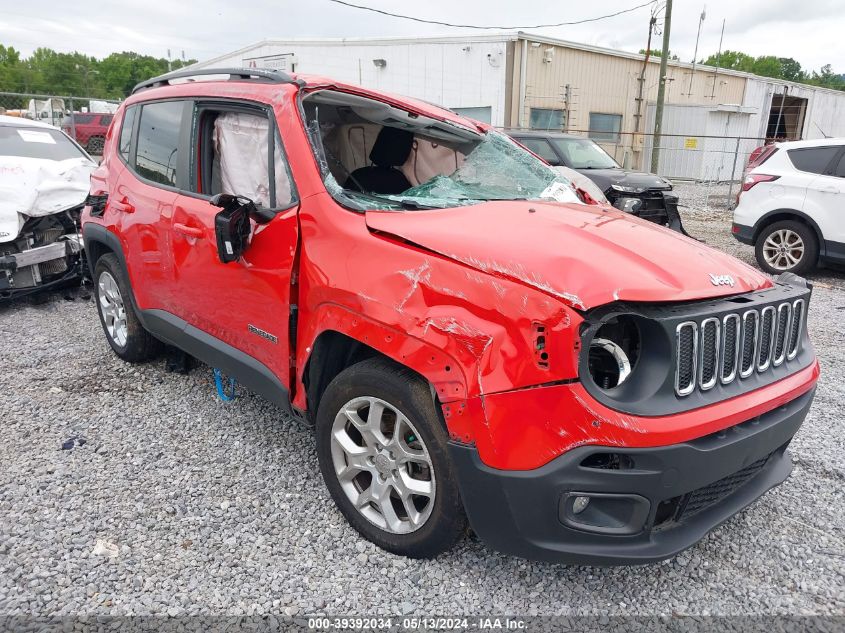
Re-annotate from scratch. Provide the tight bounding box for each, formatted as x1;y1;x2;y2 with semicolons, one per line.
733;138;845;275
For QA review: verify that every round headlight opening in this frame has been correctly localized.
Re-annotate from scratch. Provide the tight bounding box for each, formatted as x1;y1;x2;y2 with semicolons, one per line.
588;317;640;390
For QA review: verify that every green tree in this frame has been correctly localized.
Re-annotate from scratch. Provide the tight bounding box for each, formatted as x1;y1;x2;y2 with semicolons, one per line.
807;64;845;90
0;44;196;98
777;57;805;82
639;48;679;60
701;50;756;73
700;49;843;91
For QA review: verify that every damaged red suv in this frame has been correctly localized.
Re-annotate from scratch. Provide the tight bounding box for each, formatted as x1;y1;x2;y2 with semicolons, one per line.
82;68;819;565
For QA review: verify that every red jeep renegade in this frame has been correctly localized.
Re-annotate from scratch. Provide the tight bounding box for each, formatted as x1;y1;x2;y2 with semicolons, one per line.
82;68;819;565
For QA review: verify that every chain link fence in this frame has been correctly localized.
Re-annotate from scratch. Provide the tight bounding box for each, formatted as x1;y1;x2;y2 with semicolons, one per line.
507;126;771;209
0;91;122;157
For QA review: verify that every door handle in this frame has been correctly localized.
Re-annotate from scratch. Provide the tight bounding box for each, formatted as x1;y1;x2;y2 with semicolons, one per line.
820;186;839;194
111;196;135;213
173;223;204;239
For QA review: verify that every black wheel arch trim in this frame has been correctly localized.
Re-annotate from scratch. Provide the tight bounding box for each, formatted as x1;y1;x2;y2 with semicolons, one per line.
752;209;826;257
83;223;128;279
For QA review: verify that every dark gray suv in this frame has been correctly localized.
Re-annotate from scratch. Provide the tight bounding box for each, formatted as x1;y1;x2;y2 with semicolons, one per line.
506;130;689;234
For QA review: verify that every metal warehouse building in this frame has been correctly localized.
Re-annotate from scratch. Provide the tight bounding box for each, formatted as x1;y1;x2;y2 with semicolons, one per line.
192;32;845;180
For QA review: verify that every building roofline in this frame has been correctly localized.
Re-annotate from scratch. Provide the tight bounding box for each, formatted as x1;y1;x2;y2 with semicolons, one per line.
515;31;845;97
194;31;845;97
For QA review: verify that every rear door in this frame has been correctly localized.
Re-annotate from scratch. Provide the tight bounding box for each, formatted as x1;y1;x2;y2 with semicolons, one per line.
794;145;844;244
167;100;300;389
114;99;188;310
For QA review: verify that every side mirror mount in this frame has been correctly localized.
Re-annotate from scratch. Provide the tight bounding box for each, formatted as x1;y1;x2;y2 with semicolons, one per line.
210;194;261;263
210;194;277;264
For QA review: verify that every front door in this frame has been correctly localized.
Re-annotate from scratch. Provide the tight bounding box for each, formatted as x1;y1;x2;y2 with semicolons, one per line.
168;102;300;390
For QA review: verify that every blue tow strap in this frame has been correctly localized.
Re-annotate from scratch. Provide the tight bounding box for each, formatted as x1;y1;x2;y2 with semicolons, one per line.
213;368;237;401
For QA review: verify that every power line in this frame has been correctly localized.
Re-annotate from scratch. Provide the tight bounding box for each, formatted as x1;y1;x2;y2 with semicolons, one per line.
326;0;656;30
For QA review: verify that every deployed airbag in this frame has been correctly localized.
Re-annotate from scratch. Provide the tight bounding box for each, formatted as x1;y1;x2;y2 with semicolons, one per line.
213;112;292;208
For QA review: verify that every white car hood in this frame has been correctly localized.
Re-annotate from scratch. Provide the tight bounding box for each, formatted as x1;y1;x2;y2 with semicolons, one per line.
0;156;95;243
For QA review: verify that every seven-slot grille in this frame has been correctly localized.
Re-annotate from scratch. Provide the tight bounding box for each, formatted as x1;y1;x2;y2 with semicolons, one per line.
674;299;805;396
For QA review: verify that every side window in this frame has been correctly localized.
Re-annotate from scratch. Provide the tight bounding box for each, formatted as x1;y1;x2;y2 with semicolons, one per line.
529;108;565;131
194;106;295;209
100;114;114;127
135;101;183;187
517;138;560;165
118;106;137;161
589;113;623;142
787;147;839;175
834;151;845;178
74;114;94;125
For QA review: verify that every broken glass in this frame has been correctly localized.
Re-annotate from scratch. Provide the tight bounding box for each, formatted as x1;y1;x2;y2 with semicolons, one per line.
303;95;582;211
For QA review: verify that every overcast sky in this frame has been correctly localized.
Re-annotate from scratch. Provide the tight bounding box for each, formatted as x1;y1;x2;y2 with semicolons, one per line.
2;0;842;73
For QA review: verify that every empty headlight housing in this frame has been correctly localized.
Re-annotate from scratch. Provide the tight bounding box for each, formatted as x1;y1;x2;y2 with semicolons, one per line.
587;316;640;389
580;311;671;406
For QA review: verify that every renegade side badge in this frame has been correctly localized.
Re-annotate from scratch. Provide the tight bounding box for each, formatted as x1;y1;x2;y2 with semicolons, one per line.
248;324;278;344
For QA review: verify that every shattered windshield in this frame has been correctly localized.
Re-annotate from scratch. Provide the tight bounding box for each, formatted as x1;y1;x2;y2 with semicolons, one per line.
303;91;582;211
388;132;581;207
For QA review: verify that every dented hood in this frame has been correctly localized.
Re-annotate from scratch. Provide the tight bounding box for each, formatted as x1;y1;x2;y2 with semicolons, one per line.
0;156;95;243
366;201;771;310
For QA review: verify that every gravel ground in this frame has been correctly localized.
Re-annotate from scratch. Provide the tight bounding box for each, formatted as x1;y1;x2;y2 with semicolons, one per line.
1;183;844;618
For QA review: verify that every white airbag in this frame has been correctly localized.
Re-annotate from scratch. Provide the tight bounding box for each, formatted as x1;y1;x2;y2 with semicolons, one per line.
213;113;291;207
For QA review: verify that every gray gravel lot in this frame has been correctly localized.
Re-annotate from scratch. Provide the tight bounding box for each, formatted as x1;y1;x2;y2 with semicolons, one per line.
1;183;844;617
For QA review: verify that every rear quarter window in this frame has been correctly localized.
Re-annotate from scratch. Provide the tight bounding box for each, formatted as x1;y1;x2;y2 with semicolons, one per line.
787;146;840;174
119;106;137;161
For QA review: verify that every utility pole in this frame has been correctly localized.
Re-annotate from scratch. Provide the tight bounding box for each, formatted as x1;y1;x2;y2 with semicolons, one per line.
650;0;673;174
633;13;656;136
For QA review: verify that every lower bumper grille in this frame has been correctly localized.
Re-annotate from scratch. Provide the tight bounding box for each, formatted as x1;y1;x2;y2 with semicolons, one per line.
677;453;773;520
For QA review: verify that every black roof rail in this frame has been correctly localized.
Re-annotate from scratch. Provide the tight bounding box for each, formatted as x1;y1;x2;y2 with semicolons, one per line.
132;67;302;95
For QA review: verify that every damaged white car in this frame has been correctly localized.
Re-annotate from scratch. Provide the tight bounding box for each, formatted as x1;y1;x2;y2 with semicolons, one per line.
0;115;96;300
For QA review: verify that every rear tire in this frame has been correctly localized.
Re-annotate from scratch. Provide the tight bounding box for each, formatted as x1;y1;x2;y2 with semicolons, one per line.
315;357;467;558
754;219;818;275
93;254;161;362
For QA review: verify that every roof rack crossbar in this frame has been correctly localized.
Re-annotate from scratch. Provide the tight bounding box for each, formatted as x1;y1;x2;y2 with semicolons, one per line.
132;67;300;94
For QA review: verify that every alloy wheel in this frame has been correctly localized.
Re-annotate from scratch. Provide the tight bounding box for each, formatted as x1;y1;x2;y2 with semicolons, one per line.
330;396;436;534
98;271;128;347
762;228;804;271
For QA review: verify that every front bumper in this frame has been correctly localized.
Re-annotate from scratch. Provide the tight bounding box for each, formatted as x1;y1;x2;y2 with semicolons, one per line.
451;387;814;565
609;190;691;236
0;235;84;299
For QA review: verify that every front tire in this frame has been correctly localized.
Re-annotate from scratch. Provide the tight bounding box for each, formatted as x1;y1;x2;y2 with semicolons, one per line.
93;254;161;362
315;358;467;558
755;220;818;275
